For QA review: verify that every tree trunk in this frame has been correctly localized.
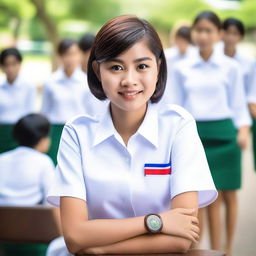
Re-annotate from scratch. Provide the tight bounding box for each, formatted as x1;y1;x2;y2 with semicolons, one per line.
30;0;59;70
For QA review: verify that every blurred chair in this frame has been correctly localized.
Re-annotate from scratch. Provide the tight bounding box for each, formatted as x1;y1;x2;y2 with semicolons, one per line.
0;206;61;256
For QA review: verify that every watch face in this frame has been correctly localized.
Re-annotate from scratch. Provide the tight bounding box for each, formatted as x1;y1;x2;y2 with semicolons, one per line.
146;214;162;232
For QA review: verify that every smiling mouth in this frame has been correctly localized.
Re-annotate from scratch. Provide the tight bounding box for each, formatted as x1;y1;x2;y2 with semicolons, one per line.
118;90;143;100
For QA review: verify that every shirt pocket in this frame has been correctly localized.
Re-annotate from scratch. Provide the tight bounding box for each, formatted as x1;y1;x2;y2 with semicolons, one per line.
144;163;171;206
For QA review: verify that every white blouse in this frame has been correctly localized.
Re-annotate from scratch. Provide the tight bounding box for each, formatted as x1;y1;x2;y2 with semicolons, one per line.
41;67;107;124
0;146;55;206
47;103;217;219
164;49;251;128
0;75;36;124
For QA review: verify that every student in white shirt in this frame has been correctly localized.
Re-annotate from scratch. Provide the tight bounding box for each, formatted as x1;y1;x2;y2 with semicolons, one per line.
0;48;36;154
161;26;196;106
46;15;217;256
170;11;251;255
41;39;107;165
222;17;256;172
0;113;55;256
78;33;95;73
0;113;54;206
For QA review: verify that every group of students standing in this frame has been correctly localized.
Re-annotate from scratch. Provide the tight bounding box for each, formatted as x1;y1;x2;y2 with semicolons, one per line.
0;10;255;256
161;11;256;256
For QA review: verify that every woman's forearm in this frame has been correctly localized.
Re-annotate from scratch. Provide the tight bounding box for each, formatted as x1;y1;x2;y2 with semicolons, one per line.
61;197;147;253
81;234;192;255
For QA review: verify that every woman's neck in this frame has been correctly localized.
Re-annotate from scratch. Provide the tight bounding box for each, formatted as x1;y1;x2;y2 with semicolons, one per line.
110;103;147;146
224;46;236;58
199;48;213;61
7;75;17;84
64;67;75;77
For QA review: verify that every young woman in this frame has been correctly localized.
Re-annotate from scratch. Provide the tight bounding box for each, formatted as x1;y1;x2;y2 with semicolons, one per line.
0;48;37;153
169;11;251;256
222;18;256;171
41;39;107;164
46;15;217;255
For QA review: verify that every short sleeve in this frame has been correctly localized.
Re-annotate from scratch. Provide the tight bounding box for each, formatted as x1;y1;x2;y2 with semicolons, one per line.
47;125;86;207
170;117;217;208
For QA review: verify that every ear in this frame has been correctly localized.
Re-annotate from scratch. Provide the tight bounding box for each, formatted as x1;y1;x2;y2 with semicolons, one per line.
92;60;101;81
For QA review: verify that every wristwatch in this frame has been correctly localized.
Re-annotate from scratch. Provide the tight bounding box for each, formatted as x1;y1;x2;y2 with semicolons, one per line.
144;213;163;234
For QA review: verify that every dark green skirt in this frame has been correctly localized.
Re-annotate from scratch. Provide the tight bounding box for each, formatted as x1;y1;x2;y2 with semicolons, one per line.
251;119;256;172
0;124;17;154
0;242;48;256
47;124;64;165
196;119;241;190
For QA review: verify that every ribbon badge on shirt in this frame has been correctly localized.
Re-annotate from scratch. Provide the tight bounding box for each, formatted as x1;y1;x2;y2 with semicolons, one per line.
144;163;172;176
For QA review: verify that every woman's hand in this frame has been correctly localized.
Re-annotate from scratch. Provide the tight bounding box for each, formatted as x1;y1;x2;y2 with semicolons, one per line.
249;103;256;119
237;125;250;149
160;208;199;243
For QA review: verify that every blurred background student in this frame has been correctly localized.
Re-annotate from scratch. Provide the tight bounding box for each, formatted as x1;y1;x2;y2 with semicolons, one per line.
168;11;251;256
160;25;196;106
78;33;95;73
222;17;256;173
0;48;37;154
41;38;88;164
0;113;54;256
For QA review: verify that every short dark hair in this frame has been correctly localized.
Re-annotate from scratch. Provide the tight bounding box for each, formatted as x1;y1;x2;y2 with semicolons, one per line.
222;18;245;36
57;38;77;55
175;26;192;43
13;113;50;148
193;11;222;30
87;15;167;103
0;47;22;65
78;34;95;52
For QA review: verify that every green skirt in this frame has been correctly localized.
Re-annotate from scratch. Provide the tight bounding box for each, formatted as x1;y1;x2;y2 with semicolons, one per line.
0;124;17;154
196;119;241;190
251;119;256;172
47;124;64;165
0;242;48;256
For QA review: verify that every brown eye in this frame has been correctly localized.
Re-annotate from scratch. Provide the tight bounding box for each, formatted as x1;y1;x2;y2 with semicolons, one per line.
138;64;149;70
111;65;123;71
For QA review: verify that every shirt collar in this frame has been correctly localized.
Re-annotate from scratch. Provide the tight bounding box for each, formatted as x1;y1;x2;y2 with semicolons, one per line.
2;75;21;88
92;103;158;148
56;67;85;83
191;47;223;67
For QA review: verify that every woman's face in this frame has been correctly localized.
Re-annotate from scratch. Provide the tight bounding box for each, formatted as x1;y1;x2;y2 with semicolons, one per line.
222;25;242;48
192;19;221;51
96;40;159;112
60;44;81;70
1;55;21;81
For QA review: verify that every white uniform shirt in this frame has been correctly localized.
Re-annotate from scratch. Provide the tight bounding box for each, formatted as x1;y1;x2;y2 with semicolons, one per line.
233;51;256;104
41;67;107;124
0;75;36;124
161;46;197;106
47;103;217;219
0;146;55;206
167;49;251;128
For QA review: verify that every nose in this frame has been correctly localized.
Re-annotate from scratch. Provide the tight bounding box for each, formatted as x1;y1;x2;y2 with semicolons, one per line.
120;69;138;87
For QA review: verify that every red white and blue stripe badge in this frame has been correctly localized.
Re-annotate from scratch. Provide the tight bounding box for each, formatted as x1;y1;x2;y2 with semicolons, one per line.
144;163;171;175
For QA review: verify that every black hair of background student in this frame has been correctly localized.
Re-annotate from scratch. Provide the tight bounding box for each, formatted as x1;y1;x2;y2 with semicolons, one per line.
222;18;245;36
176;26;192;43
58;38;77;56
0;47;22;65
87;15;167;103
78;34;95;53
13;113;50;148
193;10;222;29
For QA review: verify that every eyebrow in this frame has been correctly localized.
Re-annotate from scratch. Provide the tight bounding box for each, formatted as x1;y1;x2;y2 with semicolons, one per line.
107;57;153;63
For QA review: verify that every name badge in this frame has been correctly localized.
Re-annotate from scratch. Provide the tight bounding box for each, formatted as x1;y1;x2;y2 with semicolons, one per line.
144;163;171;175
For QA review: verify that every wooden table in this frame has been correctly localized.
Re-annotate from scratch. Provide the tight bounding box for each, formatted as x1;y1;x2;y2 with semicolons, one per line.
83;249;226;256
